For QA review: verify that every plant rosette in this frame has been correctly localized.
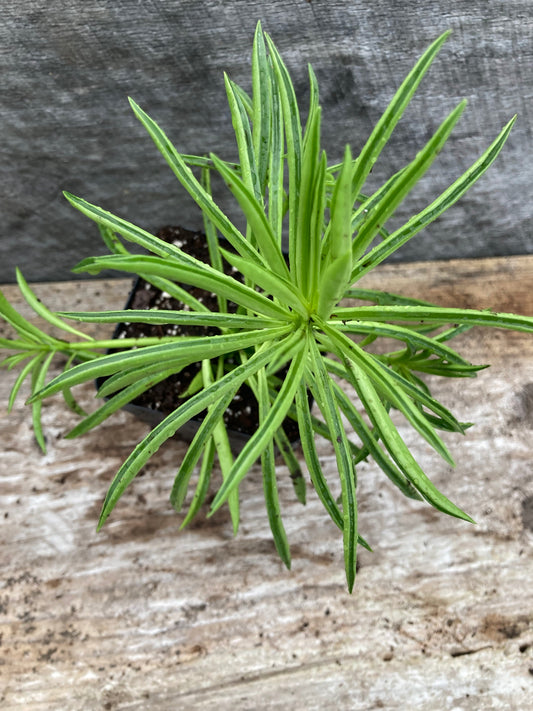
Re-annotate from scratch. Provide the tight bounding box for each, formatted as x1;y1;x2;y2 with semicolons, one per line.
99;224;309;453
1;23;532;592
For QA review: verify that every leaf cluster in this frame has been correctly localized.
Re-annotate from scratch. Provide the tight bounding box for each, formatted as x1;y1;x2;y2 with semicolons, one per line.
1;24;531;591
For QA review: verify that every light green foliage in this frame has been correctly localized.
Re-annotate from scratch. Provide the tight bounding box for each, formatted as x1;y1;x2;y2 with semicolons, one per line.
1;23;531;592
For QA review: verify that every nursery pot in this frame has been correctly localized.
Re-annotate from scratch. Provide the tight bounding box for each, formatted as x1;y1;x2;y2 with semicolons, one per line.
97;225;310;454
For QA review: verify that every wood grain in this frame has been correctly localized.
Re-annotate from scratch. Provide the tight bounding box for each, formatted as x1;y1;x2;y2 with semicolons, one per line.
1;256;532;710
2;0;532;283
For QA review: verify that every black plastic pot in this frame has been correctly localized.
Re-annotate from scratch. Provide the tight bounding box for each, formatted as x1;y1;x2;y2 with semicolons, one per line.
96;226;311;454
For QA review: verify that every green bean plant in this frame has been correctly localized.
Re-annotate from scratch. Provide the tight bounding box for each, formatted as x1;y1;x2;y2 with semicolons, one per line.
1;23;532;591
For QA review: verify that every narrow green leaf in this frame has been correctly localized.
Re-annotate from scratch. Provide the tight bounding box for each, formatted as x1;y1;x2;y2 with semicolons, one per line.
64;192;188;261
307;151;327;301
375;362;466;433
209;328;308;513
203;358;239;532
66;368;177;438
317;253;353;322
328;375;422;500
230;84;253;118
345;358;474;522
180;368;204;398
7;354;42;413
351;30;452;200
252;21;272;194
351;100;467;262
274;426;306;505
330;318;471;365
126;99;266;267
59;309;285;330
201;166;228;314
351;115;517;280
327;146;354;264
258;366;291;568
434;323;473;343
316;145;354;319
182;154;242;171
0;289;57;345
30;325;292;402
169;379;239;511
97;224;129;255
317;322;455;466
225;74;261;199
401;360;487;378
61;354;88;417
344;288;438;307
211;154;290;280
331;304;533;334
1;351;34;370
288;398;372;552
31;352;54;453
97;335;292;529
307;338;358;593
296;379;344;530
95;361;185;398
267;55;285;245
61;386;88;417
240;349;306;507
303;63;320;144
296;67;322;294
73;252;292;322
265;32;303;277
219;247;308;317
179;439;216;528
15;269;93;342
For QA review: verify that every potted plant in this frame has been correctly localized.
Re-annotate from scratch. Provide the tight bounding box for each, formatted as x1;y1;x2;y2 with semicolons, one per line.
1;23;532;592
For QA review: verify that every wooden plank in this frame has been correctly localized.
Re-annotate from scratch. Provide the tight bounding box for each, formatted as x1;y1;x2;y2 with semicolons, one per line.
1;256;532;710
2;1;532;282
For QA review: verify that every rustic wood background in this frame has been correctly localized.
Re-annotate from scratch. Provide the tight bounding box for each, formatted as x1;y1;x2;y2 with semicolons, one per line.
1;256;532;709
1;0;532;283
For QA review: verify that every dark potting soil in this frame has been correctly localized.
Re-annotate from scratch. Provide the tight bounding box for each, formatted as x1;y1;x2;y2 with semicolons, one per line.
113;225;301;442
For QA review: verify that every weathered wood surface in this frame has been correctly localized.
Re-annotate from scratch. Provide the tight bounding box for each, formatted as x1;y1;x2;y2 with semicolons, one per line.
1;0;532;283
1;256;532;710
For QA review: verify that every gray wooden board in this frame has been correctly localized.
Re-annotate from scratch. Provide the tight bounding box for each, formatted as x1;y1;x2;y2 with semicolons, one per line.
1;0;532;283
0;256;532;709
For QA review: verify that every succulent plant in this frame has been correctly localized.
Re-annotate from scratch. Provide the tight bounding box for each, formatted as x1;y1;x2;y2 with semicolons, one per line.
1;23;531;591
